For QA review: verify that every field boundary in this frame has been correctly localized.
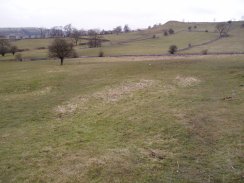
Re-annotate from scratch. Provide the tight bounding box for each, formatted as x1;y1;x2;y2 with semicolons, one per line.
178;37;221;52
1;52;244;62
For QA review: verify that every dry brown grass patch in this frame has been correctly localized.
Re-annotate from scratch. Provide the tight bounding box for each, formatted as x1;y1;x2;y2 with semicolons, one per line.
54;80;156;116
55;97;88;116
32;86;52;96
93;79;155;103
175;75;201;87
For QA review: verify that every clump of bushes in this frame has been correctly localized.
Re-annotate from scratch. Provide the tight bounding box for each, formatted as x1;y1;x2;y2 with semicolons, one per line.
202;49;208;55
168;28;174;35
0;39;19;56
168;45;177;54
98;50;104;57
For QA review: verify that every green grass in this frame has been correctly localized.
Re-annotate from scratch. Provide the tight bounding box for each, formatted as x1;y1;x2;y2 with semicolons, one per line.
183;27;244;53
0;55;243;182
77;31;217;56
13;38;54;50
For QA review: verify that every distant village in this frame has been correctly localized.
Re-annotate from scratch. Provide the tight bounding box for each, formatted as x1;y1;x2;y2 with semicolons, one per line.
0;28;51;40
0;24;136;40
0;26;71;40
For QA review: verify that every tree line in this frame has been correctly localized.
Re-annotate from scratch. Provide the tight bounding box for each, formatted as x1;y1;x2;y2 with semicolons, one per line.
39;24;131;39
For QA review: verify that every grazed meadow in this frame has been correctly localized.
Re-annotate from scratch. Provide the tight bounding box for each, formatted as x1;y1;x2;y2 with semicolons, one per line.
0;20;244;183
0;55;243;182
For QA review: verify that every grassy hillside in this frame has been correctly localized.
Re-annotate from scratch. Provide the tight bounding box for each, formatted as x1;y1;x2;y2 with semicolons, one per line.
0;21;243;61
0;55;243;182
13;38;54;50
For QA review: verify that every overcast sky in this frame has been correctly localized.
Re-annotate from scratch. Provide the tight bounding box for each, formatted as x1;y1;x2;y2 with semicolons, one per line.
0;0;243;29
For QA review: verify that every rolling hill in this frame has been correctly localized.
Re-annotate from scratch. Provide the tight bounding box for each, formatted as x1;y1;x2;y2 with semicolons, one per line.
0;21;244;61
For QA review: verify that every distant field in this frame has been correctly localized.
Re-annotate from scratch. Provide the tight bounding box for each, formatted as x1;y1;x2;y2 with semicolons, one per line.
0;55;243;182
77;31;218;56
0;21;243;61
13;38;54;50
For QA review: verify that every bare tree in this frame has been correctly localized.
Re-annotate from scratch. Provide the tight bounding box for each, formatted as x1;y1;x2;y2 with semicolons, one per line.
216;22;231;37
0;39;10;56
79;29;87;36
71;29;81;46
123;25;130;33
87;29;103;48
39;27;47;38
64;24;73;37
10;45;18;55
48;39;74;65
113;26;122;35
50;26;64;37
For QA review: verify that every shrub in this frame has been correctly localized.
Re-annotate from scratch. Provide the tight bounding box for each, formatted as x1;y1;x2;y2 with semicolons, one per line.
164;31;168;36
194;25;197;29
168;28;174;34
241;23;244;28
227;20;232;24
205;30;209;32
188;43;192;48
168;45;177;54
15;53;22;61
98;50;104;57
202;49;208;55
152;35;156;39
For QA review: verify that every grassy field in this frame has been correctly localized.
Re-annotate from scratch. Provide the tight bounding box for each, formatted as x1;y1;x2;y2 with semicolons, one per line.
0;21;243;61
0;55;243;182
